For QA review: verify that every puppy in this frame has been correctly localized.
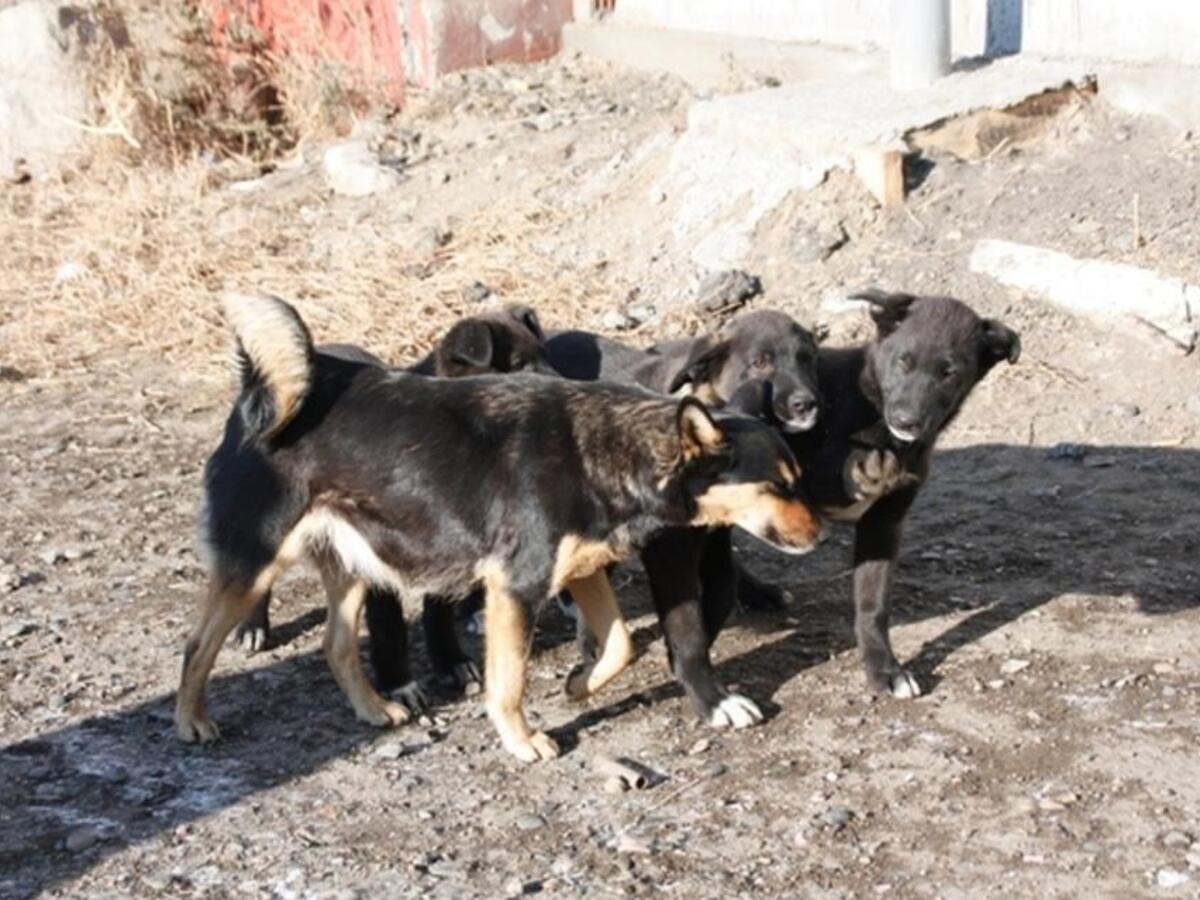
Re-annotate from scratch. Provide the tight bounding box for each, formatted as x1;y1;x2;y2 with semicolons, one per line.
177;293;823;762
233;304;552;708
715;290;1021;697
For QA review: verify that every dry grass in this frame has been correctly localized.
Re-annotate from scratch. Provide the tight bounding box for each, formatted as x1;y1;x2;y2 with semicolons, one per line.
0;155;622;380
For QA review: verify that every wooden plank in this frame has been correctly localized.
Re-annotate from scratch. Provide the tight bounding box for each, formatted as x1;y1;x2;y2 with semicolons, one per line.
853;147;905;207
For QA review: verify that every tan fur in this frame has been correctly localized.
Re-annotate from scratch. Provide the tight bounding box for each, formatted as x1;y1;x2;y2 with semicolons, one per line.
777;460;798;488
481;568;559;763
318;564;410;727
564;570;635;700
550;533;628;593
221;292;312;437
678;403;725;461
691;482;822;551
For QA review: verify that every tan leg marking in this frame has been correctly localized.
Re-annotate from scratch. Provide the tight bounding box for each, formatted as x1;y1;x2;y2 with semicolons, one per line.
319;563;410;728
176;577;271;743
564;570;635;701
483;572;559;763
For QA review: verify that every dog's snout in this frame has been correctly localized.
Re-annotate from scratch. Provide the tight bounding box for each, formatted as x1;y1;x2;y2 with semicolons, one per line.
788;394;818;417
889;410;921;430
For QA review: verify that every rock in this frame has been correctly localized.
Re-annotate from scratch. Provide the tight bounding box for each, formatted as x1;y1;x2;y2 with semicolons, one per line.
792;220;847;264
818;805;854;833
1156;869;1190;889
688;738;711;756
626;303;656;326
1046;443;1087;461
370;741;407;761
604;776;628;795
615;832;652;855
1163;830;1193;849
322;141;404;197
0;620;36;641
64;825;103;852
0;365;26;383
515;814;546;832
599;310;636;332
464;281;494;304
986;679;1006;690
1108;402;1141;418
38;547;68;565
1000;659;1031;675
0;563;21;591
695;269;763;313
1186;850;1200;870
819;289;871;318
53;261;87;283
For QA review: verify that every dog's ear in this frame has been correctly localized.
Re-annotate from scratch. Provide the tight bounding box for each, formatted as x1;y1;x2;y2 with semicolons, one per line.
437;319;495;373
667;338;731;394
505;304;545;341
677;397;727;460
851;289;917;337
980;319;1021;369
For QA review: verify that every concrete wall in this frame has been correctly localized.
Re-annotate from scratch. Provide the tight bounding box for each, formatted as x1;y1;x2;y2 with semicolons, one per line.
609;0;1200;66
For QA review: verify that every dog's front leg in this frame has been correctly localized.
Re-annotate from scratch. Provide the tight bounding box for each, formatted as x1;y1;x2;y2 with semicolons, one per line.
643;529;763;729
482;575;559;763
852;485;920;698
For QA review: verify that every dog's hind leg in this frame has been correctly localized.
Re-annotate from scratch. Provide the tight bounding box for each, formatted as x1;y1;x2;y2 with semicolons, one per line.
363;587;429;714
319;563;411;728
482;571;559;763
176;575;274;742
564;570;634;701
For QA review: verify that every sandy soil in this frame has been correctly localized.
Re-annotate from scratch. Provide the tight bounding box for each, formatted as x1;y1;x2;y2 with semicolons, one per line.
2;56;1199;899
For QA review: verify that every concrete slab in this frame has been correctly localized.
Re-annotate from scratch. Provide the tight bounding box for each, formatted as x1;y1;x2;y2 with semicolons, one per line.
562;21;878;90
660;55;1093;269
970;239;1199;354
1098;64;1200;134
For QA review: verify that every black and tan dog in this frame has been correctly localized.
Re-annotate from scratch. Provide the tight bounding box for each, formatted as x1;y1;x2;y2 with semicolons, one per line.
232;304;552;708
707;290;1021;697
177;293;823;761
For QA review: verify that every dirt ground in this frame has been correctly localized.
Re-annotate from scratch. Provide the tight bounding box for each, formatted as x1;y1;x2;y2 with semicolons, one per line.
2;55;1200;899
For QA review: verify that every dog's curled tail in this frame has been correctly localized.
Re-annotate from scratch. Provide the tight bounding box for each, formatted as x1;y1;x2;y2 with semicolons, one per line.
221;292;315;440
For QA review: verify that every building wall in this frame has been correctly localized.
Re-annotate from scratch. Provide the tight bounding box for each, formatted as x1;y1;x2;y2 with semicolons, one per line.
608;0;1200;66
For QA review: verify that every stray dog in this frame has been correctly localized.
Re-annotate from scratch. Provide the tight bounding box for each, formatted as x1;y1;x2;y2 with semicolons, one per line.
540;309;826;725
232;304;552;707
710;290;1021;697
177;293;823;762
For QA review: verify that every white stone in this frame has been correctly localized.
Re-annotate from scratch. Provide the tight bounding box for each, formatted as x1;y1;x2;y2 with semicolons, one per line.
321;141;403;197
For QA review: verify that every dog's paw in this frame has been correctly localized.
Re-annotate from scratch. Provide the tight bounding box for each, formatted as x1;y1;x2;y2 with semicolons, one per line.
707;694;763;729
357;699;411;728
391;681;430;716
454;660;483;696
848;448;909;502
888;669;923;699
234;623;268;653
564;663;592;701
176;713;220;743
505;731;560;763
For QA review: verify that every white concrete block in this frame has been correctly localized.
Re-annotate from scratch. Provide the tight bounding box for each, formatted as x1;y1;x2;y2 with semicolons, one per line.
970;239;1198;351
321;141;403;197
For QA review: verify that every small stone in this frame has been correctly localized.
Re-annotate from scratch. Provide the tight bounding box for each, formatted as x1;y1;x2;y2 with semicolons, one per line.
322;141;404;197
1153;662;1176;675
818;805;854;832
986;679;1006;690
605;776;628;795
54;261;88;283
464;281;494;304
371;741;406;761
1046;443;1087;461
599;310;635;332
1163;830;1193;849
1186;850;1200;870
1081;840;1102;854
688;738;711;756
695;269;763;313
1000;659;1031;675
38;547;68;566
791;220;847;264
65;826;103;852
0;620;36;641
1156;869;1190;889
515;814;546;832
615;832;652;855
1108;402;1140;418
626;303;655;326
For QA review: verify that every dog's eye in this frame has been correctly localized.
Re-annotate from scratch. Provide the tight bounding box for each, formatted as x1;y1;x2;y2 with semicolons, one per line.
898;352;915;373
940;362;957;381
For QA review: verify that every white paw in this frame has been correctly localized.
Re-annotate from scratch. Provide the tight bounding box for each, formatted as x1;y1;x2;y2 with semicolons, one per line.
708;694;763;729
890;670;923;699
236;626;267;653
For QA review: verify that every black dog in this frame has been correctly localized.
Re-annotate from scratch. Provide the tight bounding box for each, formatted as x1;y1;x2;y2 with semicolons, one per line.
232;304;553;707
713;290;1021;697
178;293;823;762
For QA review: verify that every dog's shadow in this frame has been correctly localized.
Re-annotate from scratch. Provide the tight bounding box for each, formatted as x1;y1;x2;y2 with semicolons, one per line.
3;442;1197;897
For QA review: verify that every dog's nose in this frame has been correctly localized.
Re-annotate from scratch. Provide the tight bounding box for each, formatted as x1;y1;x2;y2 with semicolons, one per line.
788;394;818;419
889;410;921;431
